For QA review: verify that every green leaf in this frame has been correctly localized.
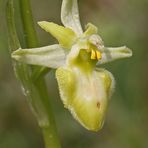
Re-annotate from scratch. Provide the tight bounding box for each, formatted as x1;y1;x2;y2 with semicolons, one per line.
97;46;132;65
12;44;66;68
38;21;77;49
61;0;83;36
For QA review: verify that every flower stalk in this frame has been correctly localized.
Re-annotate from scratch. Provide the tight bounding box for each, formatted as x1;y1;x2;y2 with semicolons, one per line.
6;0;61;148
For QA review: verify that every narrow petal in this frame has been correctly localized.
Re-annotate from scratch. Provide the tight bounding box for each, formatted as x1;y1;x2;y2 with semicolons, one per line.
12;44;66;68
97;46;132;65
83;23;98;37
61;0;83;36
38;21;77;49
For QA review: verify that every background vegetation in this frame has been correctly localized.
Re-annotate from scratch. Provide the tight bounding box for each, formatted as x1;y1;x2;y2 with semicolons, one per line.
0;0;148;147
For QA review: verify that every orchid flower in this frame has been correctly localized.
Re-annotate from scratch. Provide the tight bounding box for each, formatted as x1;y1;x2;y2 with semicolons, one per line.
12;0;132;131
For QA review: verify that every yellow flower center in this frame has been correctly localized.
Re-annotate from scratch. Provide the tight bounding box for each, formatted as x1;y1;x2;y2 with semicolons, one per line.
91;49;102;60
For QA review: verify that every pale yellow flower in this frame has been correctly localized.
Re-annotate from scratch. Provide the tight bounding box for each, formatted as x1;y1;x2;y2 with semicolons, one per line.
12;0;132;131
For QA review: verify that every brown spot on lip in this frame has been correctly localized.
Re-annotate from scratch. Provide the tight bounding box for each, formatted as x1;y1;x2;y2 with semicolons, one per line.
97;102;100;109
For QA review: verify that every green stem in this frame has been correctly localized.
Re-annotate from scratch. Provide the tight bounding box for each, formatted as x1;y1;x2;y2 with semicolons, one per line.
19;0;50;79
6;0;61;148
19;0;38;48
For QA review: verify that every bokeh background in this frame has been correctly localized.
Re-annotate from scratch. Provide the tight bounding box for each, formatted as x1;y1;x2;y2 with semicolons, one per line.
0;0;148;148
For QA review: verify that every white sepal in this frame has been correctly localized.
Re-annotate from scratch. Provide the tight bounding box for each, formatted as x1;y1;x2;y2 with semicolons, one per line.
97;46;132;65
61;0;83;36
12;44;66;68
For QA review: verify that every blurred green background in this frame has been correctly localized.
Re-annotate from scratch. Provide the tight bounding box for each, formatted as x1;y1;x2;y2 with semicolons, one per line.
0;0;148;148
